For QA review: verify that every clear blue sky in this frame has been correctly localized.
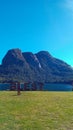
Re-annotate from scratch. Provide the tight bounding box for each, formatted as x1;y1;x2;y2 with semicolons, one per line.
0;0;73;66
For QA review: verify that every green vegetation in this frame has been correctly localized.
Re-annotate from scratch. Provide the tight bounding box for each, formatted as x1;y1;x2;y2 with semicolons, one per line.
0;91;73;130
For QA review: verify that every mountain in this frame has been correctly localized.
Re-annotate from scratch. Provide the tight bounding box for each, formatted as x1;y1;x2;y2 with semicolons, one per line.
0;48;73;83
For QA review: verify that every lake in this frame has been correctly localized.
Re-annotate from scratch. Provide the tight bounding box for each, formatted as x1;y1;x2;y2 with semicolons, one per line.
43;83;73;91
0;83;72;91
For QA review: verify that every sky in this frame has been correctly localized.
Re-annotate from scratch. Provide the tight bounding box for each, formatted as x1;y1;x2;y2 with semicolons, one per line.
0;0;73;66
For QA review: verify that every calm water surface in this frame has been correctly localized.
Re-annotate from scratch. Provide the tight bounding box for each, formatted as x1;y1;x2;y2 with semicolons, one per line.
0;83;72;91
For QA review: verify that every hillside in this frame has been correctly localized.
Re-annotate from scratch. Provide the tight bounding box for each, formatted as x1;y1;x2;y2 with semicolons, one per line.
0;48;73;83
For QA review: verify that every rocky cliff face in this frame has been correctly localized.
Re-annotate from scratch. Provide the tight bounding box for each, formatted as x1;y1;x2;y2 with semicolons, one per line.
22;52;42;69
0;48;73;83
2;49;27;66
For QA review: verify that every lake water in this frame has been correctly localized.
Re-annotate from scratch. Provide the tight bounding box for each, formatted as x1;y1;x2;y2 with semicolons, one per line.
43;83;72;91
0;83;72;91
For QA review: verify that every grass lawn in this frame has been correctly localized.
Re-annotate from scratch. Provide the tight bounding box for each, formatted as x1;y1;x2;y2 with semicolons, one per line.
0;91;73;130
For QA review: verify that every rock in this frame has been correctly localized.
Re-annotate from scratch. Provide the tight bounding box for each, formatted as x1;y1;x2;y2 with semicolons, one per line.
0;48;73;83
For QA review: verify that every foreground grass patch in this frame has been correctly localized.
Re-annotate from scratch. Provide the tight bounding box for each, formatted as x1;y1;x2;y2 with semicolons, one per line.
0;91;73;130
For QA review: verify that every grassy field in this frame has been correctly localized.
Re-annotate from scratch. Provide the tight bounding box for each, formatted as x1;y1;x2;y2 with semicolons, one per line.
0;91;73;130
